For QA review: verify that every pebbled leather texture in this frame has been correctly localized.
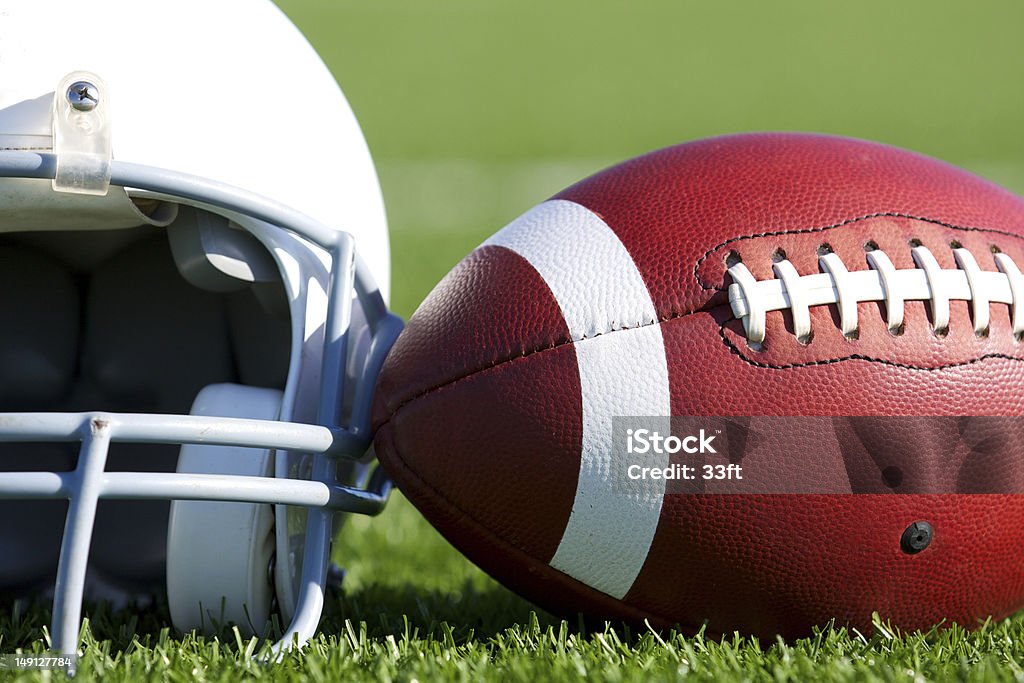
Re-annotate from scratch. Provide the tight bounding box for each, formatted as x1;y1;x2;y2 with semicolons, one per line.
375;245;571;416
372;133;1024;639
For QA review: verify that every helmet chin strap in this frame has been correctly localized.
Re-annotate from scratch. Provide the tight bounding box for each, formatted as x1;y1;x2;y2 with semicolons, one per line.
167;384;282;637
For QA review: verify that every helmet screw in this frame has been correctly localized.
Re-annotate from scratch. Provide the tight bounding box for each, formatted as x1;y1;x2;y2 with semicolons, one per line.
67;81;100;111
900;520;933;554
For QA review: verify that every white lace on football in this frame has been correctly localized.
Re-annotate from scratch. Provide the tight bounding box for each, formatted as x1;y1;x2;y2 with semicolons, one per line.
727;246;1024;344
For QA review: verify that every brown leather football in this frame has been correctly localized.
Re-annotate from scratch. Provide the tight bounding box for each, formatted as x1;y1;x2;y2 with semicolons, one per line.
372;133;1024;638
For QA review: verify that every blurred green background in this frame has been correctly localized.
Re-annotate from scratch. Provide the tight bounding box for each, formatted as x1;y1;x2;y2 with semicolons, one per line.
273;0;1024;628
277;0;1024;319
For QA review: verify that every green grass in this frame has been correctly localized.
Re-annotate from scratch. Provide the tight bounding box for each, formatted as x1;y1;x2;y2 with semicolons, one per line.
7;495;1024;681
6;0;1024;680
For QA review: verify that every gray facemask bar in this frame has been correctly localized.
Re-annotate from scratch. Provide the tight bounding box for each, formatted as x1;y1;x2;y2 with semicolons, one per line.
0;151;404;664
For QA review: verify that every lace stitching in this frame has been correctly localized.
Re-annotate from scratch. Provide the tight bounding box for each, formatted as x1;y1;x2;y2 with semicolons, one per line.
727;246;1024;343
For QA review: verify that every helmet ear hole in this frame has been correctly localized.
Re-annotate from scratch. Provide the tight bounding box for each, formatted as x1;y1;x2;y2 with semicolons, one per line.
166;383;283;637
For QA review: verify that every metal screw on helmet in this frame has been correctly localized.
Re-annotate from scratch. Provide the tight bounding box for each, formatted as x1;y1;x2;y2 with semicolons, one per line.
901;520;934;554
66;81;99;111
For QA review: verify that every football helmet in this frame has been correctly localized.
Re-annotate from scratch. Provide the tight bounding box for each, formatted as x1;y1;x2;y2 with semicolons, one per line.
0;0;402;661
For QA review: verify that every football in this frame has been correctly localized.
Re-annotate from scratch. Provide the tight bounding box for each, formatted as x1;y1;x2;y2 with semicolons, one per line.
371;132;1024;639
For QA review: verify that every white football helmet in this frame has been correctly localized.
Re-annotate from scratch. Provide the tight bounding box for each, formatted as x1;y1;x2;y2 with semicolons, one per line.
0;0;402;661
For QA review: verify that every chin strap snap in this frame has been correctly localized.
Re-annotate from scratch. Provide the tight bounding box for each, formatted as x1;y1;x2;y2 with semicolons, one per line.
52;71;113;196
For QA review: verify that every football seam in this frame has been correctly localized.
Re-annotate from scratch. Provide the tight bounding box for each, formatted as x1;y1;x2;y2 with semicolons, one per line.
376;421;697;633
383;307;707;417
693;212;1024;292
